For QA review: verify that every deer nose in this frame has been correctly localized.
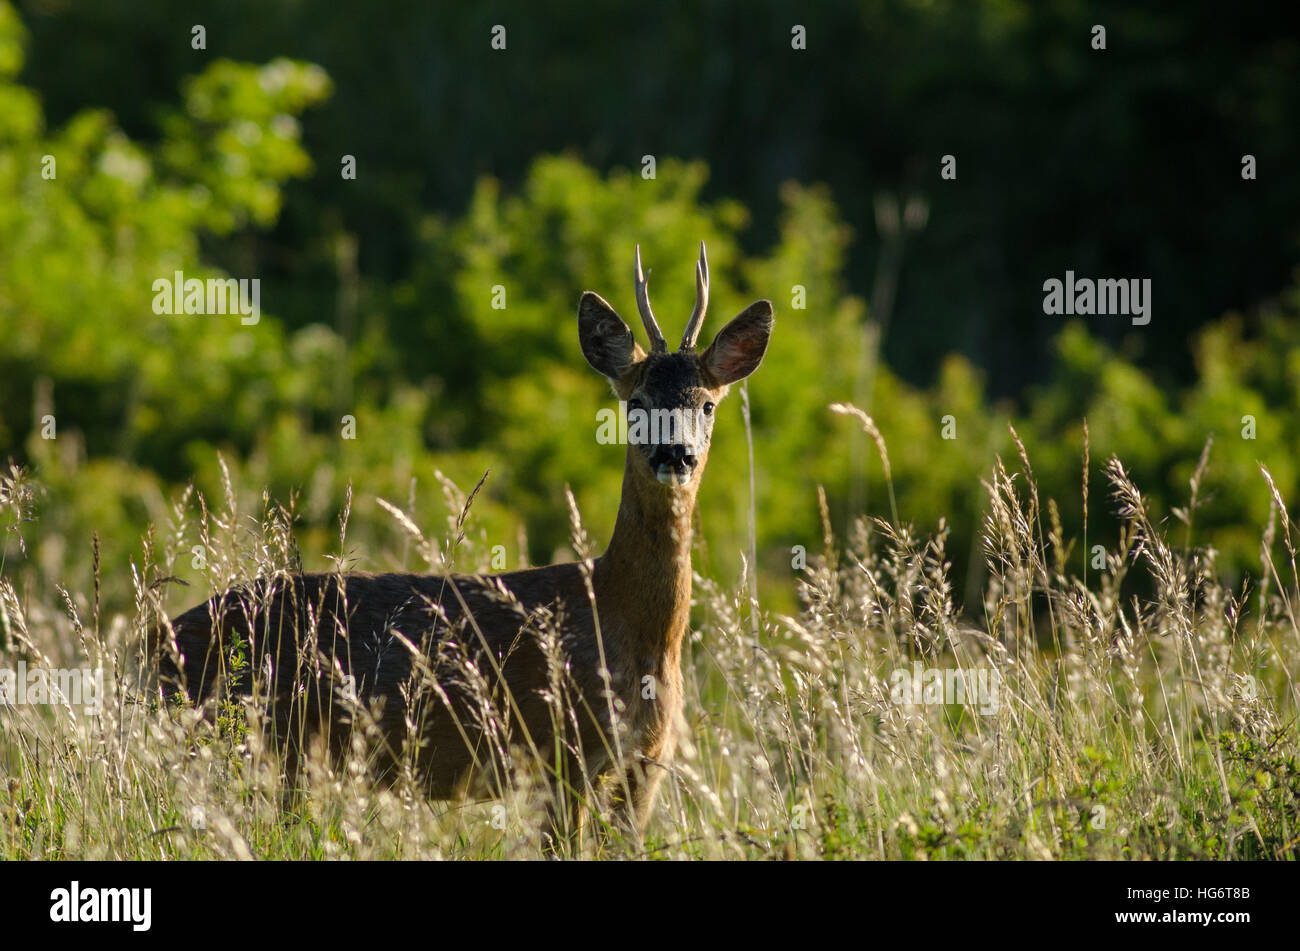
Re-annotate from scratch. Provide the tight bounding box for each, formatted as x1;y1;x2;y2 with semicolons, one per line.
650;442;697;477
667;444;698;468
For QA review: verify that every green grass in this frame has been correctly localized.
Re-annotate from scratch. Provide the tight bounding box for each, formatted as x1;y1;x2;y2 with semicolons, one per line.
1;418;1298;860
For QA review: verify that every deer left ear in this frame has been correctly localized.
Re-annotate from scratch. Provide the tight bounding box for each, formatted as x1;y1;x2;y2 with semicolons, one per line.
579;292;645;381
701;300;774;385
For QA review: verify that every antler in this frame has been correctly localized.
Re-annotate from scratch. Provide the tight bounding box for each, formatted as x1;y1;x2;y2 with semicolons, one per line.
634;244;668;353
680;241;709;350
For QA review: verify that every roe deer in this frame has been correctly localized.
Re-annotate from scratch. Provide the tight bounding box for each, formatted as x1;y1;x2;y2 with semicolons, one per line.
155;242;774;846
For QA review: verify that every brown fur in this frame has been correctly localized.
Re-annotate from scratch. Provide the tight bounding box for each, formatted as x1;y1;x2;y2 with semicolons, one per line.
157;248;773;847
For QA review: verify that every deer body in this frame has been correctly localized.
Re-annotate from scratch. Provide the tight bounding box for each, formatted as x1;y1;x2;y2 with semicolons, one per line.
160;243;772;843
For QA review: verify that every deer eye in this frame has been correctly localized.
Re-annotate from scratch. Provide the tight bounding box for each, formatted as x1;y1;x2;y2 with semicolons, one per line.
627;397;644;412
702;401;715;416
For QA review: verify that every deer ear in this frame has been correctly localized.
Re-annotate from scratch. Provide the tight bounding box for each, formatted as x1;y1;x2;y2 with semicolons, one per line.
701;300;774;385
579;292;644;381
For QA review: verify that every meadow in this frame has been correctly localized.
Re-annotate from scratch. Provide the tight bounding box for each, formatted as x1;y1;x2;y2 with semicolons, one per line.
2;416;1296;860
2;0;1298;861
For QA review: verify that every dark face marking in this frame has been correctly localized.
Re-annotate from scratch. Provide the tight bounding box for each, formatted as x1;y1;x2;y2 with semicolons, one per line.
626;353;719;487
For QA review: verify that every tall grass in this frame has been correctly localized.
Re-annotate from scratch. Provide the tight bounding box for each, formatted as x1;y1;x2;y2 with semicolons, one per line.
0;415;1297;860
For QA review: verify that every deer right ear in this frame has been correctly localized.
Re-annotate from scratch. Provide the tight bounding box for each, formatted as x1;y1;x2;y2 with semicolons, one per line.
578;292;644;381
701;300;774;385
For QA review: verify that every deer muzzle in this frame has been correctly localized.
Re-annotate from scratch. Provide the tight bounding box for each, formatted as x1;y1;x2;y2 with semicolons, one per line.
650;443;697;486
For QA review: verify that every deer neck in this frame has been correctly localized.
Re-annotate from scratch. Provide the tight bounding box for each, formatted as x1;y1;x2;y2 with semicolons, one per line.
594;453;698;661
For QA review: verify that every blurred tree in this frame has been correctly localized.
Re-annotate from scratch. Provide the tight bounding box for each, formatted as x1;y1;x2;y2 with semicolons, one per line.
4;0;1300;614
18;0;1300;400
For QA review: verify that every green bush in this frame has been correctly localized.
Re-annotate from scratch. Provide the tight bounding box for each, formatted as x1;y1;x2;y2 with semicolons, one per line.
2;0;1299;619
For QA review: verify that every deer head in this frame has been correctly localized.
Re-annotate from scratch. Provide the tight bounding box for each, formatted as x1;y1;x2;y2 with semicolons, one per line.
578;242;774;490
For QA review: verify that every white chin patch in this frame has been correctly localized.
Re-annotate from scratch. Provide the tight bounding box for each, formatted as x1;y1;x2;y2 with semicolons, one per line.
656;465;691;487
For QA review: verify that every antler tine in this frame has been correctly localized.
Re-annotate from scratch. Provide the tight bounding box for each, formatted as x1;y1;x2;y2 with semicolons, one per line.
680;240;709;350
634;244;668;353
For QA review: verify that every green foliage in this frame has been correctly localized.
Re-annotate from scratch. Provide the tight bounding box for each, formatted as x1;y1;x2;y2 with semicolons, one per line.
21;0;1300;405
2;0;1300;620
